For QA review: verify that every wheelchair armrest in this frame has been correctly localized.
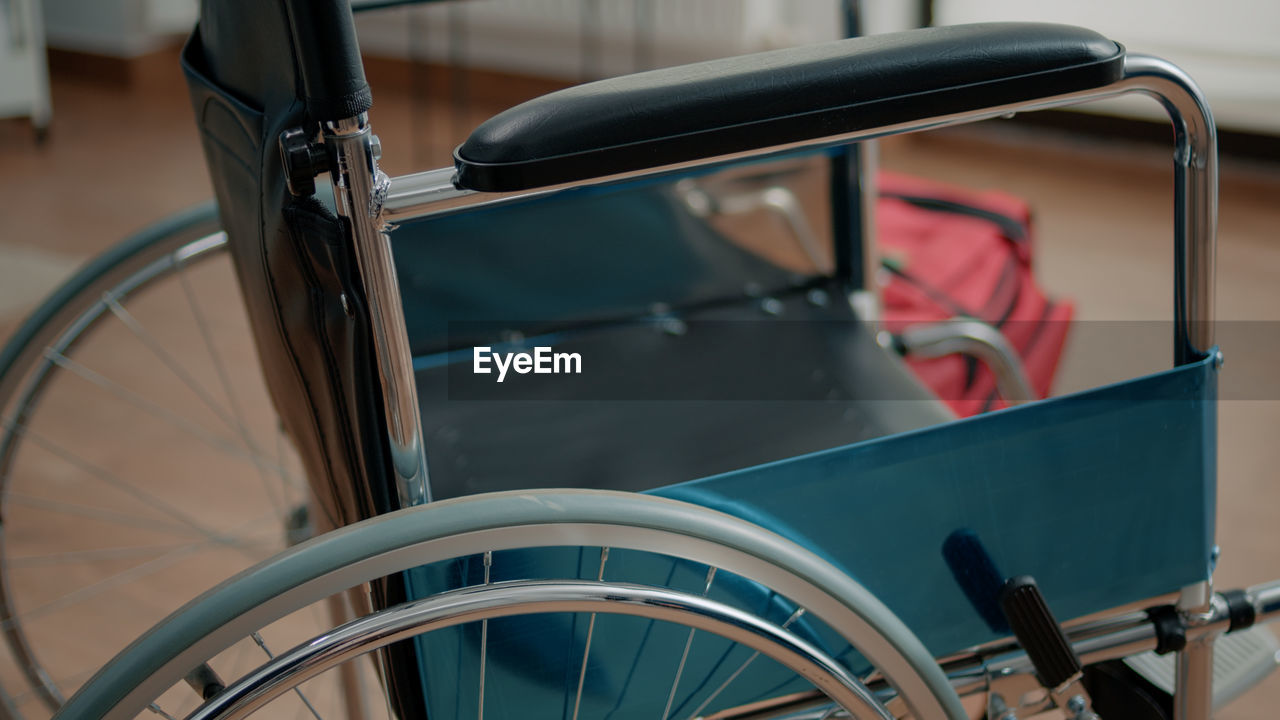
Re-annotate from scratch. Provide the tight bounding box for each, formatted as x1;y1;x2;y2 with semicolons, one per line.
454;22;1123;192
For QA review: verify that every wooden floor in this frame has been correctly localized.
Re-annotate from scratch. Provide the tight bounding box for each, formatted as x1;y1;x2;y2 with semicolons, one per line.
1;47;1279;718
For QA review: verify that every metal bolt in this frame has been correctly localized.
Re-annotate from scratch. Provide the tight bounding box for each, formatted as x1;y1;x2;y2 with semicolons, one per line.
760;297;784;316
1213;349;1225;368
1066;695;1087;714
989;693;1017;720
806;288;829;307
369;134;382;160
660;317;687;336
876;330;896;350
284;504;313;547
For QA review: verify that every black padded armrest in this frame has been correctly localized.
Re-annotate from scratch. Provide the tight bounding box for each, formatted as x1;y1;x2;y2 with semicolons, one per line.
455;23;1124;192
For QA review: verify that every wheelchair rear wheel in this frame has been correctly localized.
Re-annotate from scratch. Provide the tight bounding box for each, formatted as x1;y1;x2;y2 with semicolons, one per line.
0;205;316;715
57;490;968;720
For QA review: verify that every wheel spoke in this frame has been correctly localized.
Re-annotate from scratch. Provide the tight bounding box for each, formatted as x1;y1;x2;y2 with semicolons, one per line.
104;294;257;451
570;547;610;720
1;415;262;544
40;347;293;480
148;702;180;720
2;506;282;629
173;267;298;515
479;550;492;720
253;632;325;720
663;566;718;720
1;544;204;631
7;665;98;707
4;536;276;568
1;490;203;539
684;607;807;720
0;231;319;713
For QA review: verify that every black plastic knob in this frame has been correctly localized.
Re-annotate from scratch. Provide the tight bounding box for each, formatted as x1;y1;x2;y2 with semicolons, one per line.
279;127;329;198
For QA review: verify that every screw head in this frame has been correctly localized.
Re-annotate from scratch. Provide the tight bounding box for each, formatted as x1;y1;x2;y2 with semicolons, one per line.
760;298;784;316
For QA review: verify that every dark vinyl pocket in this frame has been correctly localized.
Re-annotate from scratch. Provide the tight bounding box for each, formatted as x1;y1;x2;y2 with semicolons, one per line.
181;31;265;252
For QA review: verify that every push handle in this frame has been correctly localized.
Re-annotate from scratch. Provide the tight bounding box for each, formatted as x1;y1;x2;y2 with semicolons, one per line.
284;0;373;121
1000;576;1082;689
454;22;1125;192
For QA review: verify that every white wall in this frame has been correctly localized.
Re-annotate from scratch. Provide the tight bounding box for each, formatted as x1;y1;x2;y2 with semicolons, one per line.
935;0;1280;133
37;0;1276;134
354;0;850;80
356;0;1277;134
41;0;194;57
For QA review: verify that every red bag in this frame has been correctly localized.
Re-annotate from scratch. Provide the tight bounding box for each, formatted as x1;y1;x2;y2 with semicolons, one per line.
876;171;1074;416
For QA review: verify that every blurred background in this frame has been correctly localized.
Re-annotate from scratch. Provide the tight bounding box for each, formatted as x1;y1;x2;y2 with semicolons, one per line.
0;0;1278;717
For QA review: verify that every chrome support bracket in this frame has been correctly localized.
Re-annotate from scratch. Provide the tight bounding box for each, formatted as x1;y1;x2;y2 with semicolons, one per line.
324;113;431;508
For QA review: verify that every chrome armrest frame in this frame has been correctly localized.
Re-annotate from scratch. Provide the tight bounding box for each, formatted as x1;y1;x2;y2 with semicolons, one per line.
894;321;1037;405
378;54;1217;367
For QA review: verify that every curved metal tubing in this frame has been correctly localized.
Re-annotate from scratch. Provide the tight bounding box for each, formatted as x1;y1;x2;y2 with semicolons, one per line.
187;580;891;720
0;226;228;712
380;53;1216;366
895;320;1036;405
61;491;966;720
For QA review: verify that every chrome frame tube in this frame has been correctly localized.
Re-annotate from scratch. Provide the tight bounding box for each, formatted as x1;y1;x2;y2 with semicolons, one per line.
1175;586;1220;720
1249;579;1280;624
1175;636;1216;720
324;114;431;507
1122;57;1218;364
709;575;1280;717
854;139;880;318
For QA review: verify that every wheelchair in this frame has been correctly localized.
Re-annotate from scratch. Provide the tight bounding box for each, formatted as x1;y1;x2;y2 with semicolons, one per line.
1;1;1277;718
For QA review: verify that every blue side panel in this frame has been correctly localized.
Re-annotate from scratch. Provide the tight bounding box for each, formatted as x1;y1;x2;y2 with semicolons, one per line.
405;355;1216;719
654;353;1219;655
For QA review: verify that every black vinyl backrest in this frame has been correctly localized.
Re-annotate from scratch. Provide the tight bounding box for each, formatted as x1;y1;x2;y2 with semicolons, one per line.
196;0;371;123
184;3;423;707
183;0;395;530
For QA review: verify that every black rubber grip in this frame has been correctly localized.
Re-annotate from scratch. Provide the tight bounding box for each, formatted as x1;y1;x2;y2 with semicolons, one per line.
1147;605;1188;655
1223;589;1257;633
1001;576;1081;689
455;22;1124;191
284;0;374;121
